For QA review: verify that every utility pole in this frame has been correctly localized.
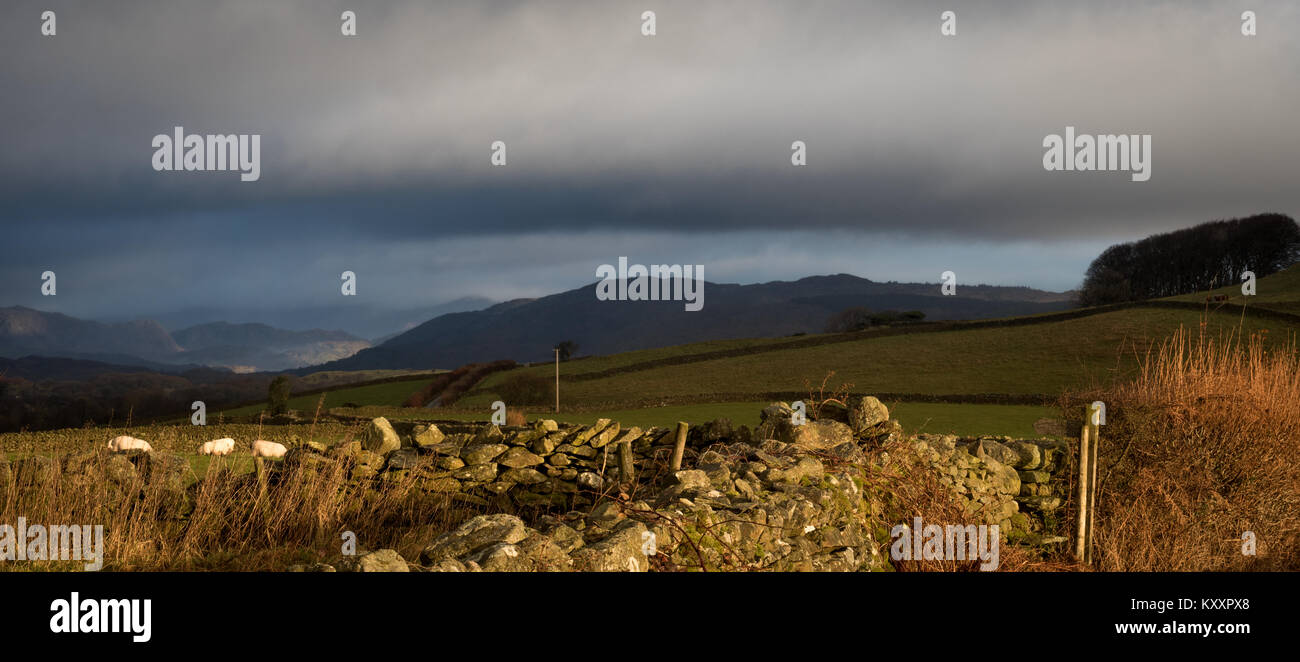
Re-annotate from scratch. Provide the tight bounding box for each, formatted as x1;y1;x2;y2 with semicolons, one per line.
554;347;560;413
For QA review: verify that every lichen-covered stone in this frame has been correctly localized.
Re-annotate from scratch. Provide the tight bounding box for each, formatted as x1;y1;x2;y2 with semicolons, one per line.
776;419;854;451
461;443;508;465
500;468;546;485
385;448;422;470
362;417;402;455
453;463;498;482
570;523;649;572
498;446;544;469
847;396;890;434
413;424;446;448
357;549;409;572
103;455;138;485
421;514;528;563
760;402;794;424
588;422;623;449
473;425;506;446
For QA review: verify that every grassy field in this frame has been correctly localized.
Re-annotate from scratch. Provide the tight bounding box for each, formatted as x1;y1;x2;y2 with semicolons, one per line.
455;306;1294;409
292;369;439;389
1166;264;1300;314
212;376;435;420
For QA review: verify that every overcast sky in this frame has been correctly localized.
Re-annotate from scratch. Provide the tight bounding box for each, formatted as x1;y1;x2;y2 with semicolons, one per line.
2;0;1296;337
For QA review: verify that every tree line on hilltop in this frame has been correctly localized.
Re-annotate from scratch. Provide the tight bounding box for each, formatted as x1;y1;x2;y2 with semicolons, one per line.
1077;213;1300;306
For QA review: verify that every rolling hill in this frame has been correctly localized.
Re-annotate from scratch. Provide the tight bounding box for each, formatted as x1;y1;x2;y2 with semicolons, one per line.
1166;263;1300;315
457;305;1290;409
409;265;1300;414
306;275;1074;372
287;298;1294;435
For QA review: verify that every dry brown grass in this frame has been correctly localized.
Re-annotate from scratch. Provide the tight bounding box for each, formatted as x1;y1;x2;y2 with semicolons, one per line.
1;449;488;571
505;408;527;427
851;436;1048;572
1064;326;1300;571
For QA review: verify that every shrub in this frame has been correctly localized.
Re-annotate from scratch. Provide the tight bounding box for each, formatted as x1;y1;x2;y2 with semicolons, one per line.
505;408;527;426
1062;326;1300;570
825;308;925;333
495;373;555;407
824;307;873;333
267;376;291;415
554;340;578;361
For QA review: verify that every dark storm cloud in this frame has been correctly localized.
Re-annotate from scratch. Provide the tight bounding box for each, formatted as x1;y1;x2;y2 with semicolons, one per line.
0;0;1296;332
4;0;1296;236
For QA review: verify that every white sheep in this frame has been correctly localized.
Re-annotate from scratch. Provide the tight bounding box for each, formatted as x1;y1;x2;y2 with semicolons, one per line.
107;435;153;453
250;439;287;459
198;437;236;456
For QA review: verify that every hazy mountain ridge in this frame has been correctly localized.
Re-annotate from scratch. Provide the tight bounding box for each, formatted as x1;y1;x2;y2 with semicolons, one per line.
1;277;1073;376
0;307;372;373
308;275;1073;372
172;322;362;349
170;322;371;371
0;306;182;361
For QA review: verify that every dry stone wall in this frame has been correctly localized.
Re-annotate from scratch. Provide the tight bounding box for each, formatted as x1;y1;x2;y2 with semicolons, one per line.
910;434;1070;544
289;396;1071;571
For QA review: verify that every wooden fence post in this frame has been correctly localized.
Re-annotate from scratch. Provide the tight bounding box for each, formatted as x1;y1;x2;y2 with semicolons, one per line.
669;422;689;471
618;440;636;485
1085;417;1100;566
1074;423;1090;563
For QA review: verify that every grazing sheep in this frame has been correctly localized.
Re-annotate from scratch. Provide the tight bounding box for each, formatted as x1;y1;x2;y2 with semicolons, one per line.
250;439;287;459
107;435;153;453
198;437;236;456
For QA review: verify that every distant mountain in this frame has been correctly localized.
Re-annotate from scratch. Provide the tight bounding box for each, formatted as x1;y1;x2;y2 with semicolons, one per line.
306;274;1074;371
367;297;496;344
0;307;371;373
136;296;497;343
172;322;360;348
0;306;181;361
170;322;369;371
